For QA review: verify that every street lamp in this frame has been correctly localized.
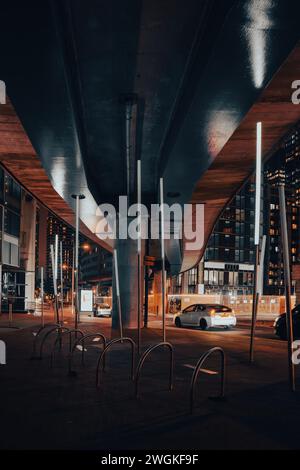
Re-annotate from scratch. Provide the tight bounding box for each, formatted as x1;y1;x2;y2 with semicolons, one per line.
81;242;91;252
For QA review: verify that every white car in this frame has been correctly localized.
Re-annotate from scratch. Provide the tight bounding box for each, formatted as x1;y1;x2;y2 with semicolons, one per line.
94;303;112;317
174;304;236;330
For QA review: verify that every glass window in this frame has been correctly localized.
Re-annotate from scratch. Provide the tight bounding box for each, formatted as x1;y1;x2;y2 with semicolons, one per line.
188;268;197;287
4;209;20;237
4;175;21;212
183;305;196;313
2;239;19;267
208;270;214;285
10;244;19;266
2;240;10;265
175;274;182;288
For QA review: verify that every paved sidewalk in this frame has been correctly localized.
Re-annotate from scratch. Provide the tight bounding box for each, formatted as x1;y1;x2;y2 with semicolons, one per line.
0;311;299;450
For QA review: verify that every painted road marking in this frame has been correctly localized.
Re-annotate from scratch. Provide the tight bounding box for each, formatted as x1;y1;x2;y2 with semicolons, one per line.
183;364;218;375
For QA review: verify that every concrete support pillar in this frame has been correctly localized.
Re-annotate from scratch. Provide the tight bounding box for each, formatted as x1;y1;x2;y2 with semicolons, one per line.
198;261;204;284
182;270;189;294
20;195;37;311
152;269;170;317
197;260;205;294
112;236;144;329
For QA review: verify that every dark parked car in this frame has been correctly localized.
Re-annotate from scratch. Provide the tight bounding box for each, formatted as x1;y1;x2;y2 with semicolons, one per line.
274;305;300;339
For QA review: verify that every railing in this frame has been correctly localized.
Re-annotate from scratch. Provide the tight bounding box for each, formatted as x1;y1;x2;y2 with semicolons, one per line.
68;332;106;376
30;323;60;359
50;329;84;368
38;326;70;359
96;337;136;387
190;347;225;414
135;342;174;399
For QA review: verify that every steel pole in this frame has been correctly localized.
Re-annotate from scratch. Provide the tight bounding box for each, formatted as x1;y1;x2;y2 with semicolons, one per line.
0;264;2;317
50;245;56;322
160;177;166;343
54;234;58;283
254;123;262;246
249;122;262;363
279;183;296;392
50;243;59;324
71;194;85;330
60;241;64;323
257;235;267;296
54;234;60;324
40;266;44;327
114;249;123;340
71;246;75;317
144;237;150;328
75;196;79;329
250;244;259;362
137;159;142;354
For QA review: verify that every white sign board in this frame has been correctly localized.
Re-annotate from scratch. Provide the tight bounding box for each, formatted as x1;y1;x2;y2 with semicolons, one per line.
80;289;93;312
197;284;205;295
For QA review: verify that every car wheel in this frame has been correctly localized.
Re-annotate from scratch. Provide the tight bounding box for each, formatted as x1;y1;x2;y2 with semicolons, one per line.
175;317;181;328
199;318;207;330
278;328;287;340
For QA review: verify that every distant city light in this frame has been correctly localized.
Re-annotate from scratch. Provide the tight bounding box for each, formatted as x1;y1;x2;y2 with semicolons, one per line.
81;242;91;252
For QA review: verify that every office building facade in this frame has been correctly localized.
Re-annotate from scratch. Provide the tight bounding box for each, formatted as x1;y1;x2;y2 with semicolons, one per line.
172;124;300;298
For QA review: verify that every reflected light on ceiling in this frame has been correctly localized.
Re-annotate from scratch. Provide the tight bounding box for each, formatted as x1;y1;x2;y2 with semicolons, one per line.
80;195;99;231
245;0;274;89
51;157;67;199
207;110;239;158
250;29;266;89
